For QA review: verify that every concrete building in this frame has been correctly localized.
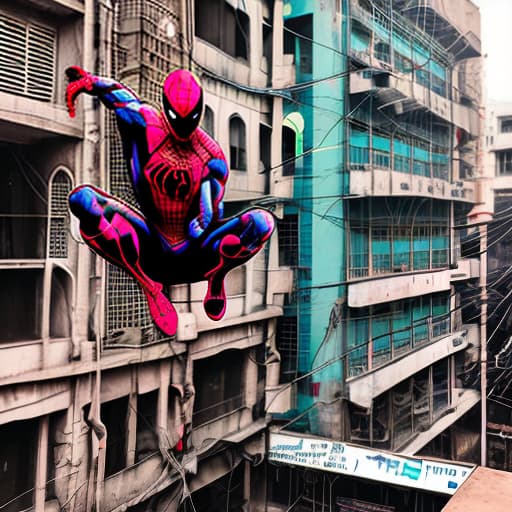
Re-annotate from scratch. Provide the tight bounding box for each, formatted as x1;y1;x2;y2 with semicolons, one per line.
483;100;512;472
267;0;485;509
0;1;289;511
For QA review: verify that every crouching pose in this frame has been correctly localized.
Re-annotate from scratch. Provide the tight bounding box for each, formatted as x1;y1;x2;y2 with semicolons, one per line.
66;66;274;336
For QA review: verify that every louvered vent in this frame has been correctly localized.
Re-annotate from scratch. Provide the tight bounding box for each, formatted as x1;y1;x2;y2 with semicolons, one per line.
0;14;55;101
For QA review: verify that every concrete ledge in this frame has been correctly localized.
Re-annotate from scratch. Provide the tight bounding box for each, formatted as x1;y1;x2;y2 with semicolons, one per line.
0;92;83;141
348;269;451;307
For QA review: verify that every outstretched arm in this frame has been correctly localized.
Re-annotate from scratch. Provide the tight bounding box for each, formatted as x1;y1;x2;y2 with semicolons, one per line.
65;66;144;126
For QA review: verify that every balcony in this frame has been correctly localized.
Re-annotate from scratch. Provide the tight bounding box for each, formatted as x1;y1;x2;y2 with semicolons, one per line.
349;166;475;203
350;69;479;138
393;0;481;59
0;91;83;142
347;326;472;409
400;388;481;455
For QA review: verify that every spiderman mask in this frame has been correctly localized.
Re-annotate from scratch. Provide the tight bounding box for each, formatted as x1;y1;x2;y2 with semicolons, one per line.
162;70;203;141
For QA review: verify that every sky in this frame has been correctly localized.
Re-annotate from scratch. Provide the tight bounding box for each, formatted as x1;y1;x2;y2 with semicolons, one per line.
472;0;512;102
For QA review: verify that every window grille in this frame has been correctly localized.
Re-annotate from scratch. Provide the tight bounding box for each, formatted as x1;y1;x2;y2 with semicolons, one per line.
48;171;72;258
278;214;299;267
0;14;55;101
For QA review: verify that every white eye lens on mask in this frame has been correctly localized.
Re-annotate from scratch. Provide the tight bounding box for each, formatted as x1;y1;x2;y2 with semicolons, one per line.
168;109;177;120
192;113;199;119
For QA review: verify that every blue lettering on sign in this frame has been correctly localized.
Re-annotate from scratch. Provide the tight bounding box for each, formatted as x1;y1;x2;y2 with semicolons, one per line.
448;481;458;489
366;454;400;476
271;439;303;451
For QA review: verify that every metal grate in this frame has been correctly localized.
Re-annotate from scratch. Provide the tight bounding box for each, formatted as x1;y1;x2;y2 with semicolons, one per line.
0;14;55;101
48;172;72;258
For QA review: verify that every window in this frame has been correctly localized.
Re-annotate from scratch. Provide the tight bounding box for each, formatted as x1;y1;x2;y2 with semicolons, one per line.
347;307;369;375
48;170;73;259
500;117;512;133
0;269;43;342
413;368;430;431
276;316;298;383
194;0;249;60
497;150;512;175
202;105;214;137
0;419;38;511
375;41;391;63
394;52;412;73
259;123;271;175
0;147;47;259
415;67;430;89
193;349;244;425
371;227;391;274
433;360;449;418
282;125;296;176
136;391;159;463
0;14;56;101
278;214;298;267
229;115;247;171
103;396;129;477
392;379;413;448
349;227;369;278
284;15;312;75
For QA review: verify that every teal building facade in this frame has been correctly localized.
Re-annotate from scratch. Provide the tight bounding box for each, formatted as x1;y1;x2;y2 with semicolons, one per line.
272;2;483;506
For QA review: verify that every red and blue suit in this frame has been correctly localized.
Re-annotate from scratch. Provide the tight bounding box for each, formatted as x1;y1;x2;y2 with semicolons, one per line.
66;66;275;336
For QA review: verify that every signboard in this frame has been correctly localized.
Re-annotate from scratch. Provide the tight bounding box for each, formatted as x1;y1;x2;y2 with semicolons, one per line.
336;497;395;512
268;432;474;495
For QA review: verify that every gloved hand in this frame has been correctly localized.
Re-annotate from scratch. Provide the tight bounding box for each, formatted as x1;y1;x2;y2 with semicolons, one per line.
65;66;94;118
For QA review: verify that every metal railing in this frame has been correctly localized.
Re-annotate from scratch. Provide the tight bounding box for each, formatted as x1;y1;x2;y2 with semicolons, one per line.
347;315;452;377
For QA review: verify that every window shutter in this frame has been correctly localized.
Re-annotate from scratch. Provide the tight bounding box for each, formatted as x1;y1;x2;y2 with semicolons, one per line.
0;14;55;101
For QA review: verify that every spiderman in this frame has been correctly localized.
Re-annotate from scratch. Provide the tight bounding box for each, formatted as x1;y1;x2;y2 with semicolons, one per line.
66;66;275;336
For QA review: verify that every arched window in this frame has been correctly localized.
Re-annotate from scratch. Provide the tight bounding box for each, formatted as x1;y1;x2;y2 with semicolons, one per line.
48;169;73;258
282;112;305;176
202;105;214;137
229;115;247;171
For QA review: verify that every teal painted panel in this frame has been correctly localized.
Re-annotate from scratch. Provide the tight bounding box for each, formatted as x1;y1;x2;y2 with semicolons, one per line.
351;129;370;147
432;152;449;163
432;235;448;249
373;134;391;152
430;60;447;79
351;29;370;52
374;22;390;41
394;139;411;157
393;33;412;57
413;146;430;161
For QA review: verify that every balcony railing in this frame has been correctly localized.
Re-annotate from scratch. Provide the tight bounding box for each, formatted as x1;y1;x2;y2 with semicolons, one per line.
347;314;451;377
349;248;449;279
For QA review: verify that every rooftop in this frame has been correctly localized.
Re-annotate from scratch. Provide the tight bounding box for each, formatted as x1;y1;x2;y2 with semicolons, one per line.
442;466;512;511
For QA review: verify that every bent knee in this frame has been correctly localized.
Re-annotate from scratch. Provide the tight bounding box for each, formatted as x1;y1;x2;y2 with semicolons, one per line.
68;185;102;218
243;208;275;239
